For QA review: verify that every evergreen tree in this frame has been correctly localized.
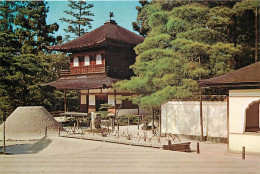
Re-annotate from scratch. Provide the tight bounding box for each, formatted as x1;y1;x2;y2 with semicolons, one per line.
14;1;59;54
0;1;68;114
115;1;246;108
60;0;94;40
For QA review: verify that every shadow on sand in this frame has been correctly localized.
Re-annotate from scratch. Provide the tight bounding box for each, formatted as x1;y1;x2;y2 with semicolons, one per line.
0;136;52;154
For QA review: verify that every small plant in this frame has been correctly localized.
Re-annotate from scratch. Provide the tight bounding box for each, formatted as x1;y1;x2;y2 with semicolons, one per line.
121;129;133;140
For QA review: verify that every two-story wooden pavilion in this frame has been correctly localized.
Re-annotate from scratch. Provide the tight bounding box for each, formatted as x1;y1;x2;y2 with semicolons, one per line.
48;20;144;115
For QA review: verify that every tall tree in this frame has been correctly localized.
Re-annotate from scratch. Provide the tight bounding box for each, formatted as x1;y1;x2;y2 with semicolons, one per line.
60;1;94;40
14;1;59;54
0;1;68;114
115;1;243;108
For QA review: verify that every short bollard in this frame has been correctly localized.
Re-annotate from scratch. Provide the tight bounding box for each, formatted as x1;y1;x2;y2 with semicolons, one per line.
168;140;171;150
58;127;60;137
168;140;171;146
45;126;47;136
242;146;245;160
197;142;200;154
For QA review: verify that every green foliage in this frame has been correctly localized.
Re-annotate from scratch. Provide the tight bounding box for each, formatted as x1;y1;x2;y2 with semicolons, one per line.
0;1;69;115
14;1;59;54
116;1;256;108
60;0;94;40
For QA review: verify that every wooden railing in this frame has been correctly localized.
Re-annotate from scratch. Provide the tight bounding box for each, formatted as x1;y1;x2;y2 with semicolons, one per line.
60;65;106;76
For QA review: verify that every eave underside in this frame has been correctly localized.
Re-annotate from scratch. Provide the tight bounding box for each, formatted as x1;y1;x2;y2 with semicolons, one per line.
48;74;120;90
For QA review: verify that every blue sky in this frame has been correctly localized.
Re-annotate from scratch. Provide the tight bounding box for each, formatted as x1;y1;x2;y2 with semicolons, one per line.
47;1;140;38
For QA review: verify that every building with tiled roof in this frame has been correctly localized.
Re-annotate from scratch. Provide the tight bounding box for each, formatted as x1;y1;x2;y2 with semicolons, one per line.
48;20;144;115
199;62;260;153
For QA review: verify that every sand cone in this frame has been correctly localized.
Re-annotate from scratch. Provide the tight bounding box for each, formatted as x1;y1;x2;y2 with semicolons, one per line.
0;106;65;140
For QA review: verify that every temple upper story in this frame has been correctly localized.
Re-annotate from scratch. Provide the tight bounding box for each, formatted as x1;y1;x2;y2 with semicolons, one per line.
48;20;144;79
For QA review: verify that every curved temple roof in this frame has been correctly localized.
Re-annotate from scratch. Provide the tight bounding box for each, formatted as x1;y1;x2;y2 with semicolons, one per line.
48;20;144;52
199;62;260;88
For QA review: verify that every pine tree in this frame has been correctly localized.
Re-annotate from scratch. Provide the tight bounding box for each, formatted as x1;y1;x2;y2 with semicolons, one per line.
0;1;68;114
115;1;245;108
14;1;59;54
60;0;94;40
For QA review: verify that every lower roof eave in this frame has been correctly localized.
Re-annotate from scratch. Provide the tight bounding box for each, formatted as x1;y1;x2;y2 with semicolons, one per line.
199;82;260;88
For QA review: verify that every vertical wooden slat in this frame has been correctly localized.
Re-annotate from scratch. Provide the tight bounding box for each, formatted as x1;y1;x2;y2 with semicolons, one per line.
152;108;155;134
199;87;204;142
159;105;162;136
64;90;67;112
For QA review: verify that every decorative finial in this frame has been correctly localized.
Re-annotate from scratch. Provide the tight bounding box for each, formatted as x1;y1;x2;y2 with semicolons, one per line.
109;12;114;20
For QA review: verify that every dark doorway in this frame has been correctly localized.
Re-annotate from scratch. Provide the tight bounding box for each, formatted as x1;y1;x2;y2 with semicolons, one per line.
95;95;108;111
245;100;260;132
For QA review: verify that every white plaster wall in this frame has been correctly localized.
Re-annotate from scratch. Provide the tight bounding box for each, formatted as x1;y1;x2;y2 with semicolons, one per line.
108;95;115;106
229;89;260;134
89;89;101;93
89;95;95;105
229;133;260;153
102;88;114;93
81;95;86;104
117;108;145;116
81;90;88;93
116;95;122;104
161;101;227;138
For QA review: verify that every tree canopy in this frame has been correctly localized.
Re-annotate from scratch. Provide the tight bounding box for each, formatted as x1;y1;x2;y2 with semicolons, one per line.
60;0;94;40
0;1;69;115
116;0;259;108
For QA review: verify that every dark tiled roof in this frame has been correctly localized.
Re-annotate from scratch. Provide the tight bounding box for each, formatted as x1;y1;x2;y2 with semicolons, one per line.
48;73;119;90
199;62;260;88
48;20;144;51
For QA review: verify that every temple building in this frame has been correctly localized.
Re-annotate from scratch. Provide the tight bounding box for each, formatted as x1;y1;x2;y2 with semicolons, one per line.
48;20;144;115
200;62;260;153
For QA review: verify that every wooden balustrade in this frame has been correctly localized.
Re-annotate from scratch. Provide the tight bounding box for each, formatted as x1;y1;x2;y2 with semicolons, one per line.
60;65;106;76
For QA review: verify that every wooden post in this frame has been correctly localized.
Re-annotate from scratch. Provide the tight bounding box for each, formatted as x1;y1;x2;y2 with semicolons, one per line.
73;123;76;132
45;126;47;136
114;90;119;131
159;105;162;136
152;108;155;134
197;142;200;154
255;7;258;63
227;95;230;153
64;90;67;112
3;113;6;155
242;146;245;160
128;115;130;126
168;140;171;146
138;116;140;130
168;140;171;150
58;127;60;137
199;87;204;141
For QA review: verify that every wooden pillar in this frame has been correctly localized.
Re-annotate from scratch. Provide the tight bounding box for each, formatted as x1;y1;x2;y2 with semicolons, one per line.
87;89;89;113
227;94;230;152
159;105;162;136
114;90;119;131
199;87;204;142
64;90;67;112
152;108;155;134
138;116;140;130
255;7;259;63
3;113;6;155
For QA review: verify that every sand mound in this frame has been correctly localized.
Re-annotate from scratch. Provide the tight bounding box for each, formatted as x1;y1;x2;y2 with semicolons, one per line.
0;106;65;140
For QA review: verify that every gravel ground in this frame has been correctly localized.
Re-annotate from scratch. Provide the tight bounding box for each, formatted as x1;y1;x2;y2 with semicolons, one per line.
0;135;259;173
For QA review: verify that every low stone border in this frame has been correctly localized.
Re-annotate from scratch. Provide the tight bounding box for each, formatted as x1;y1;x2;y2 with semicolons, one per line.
61;135;191;152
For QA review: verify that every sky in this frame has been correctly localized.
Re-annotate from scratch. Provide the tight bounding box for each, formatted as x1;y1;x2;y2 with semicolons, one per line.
46;1;140;38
